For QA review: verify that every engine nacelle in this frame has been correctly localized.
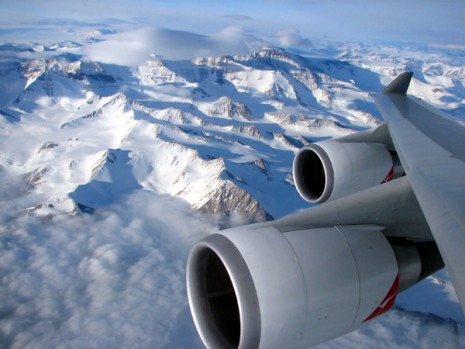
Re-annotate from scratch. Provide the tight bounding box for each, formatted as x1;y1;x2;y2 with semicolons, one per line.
293;141;402;203
187;224;421;349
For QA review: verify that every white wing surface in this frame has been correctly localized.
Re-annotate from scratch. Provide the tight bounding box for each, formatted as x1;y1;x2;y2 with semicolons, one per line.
374;72;465;311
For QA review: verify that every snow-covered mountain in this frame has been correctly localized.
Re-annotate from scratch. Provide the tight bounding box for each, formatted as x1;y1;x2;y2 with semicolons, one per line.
2;45;464;221
1;39;465;348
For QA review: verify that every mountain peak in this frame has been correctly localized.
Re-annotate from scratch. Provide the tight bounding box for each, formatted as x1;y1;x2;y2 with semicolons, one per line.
2;42;463;220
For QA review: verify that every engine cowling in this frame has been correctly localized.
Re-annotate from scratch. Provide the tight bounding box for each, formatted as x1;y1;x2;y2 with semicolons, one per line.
186;224;420;349
293;141;402;203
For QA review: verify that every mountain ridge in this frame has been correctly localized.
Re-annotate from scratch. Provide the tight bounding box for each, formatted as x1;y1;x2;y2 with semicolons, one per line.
1;46;464;220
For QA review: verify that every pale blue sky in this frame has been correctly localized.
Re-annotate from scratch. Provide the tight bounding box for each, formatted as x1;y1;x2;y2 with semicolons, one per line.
1;0;464;48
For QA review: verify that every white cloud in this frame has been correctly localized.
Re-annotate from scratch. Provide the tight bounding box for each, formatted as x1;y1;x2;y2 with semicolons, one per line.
79;25;317;66
276;29;313;48
0;189;218;348
80;26;264;65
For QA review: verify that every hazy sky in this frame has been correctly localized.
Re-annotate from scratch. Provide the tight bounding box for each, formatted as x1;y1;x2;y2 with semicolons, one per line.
1;0;465;46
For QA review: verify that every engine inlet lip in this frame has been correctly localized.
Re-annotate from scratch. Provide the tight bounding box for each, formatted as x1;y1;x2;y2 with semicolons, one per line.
293;144;334;203
187;234;261;349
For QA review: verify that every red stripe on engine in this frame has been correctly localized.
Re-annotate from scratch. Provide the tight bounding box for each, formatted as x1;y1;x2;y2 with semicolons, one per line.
381;166;394;184
363;274;399;322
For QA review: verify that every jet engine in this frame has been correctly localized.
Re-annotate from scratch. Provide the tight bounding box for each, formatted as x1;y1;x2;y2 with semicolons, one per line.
187;73;451;349
187;223;428;349
293;141;403;203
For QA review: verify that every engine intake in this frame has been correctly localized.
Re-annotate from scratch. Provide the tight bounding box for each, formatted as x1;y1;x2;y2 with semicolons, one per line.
293;141;402;203
187;224;426;349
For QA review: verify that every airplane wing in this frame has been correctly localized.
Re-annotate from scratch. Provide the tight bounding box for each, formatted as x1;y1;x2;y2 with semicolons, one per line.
374;72;465;311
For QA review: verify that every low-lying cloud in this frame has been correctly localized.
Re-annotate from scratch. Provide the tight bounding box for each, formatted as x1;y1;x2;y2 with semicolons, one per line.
79;26;316;66
0;188;217;349
276;29;313;49
80;26;263;65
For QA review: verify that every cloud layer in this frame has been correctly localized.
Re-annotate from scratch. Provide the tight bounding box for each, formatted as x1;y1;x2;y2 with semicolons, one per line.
80;26;264;65
0;187;217;348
